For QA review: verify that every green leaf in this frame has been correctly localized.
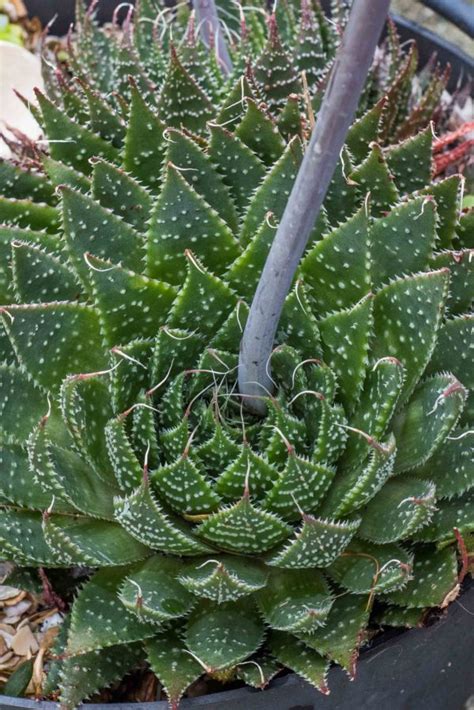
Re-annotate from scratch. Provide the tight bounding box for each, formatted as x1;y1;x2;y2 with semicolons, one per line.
29;424;117;519
300;206;371;315
193;424;240;478
152;455;221;516
371;197;436;289
0;509;63;566
423;175;461;249
67;567;156;655
312;400;348;464
91;158;153;232
0;197;60;233
59;644;143;710
295;0;326;88
346;98;385;162
197;495;291;554
114;481;212;555
269;632;329;692
215;75;258;130
215;445;278;501
185;599;265;671
396;65;449;142
146;629;203;705
359;476;436;543
413;427;474;499
328;539;413;594
319;435;396;518
427;315;473;399
119;556;194;623
429;249;473;315
43;514;150;566
349;143;399;217
277;94;304;141
109;339;154;411
455;207;474;249
0;445;57;511
150;327;204;391
386;126;433;194
372;269;449;403
112;42;154;103
59;375;115;483
178;556;268;603
341;357;404;469
385;547;458;608
278;283;323;359
392;374;467;474
80;80;126;147
298;594;370;671
105;415;143;493
324;148;358;226
208;123;266;216
414;491;474;545
254;17;300;109
2;659;34;697
0;160;56;204
240;137;302;246
225;218;278;301
11;241;80;303
235;99;286;166
131;392;160;467
375;604;426;628
258;569;332;633
43;156;91;194
263;452;335;521
268;515;360;568
35;89;118;174
86;255;176;345
157;46;213;135
166;253;237;336
379;44;418;141
61;185;145;286
147;167;240;285
0;365;47;445
237;653;281;689
2;303;106;392
0;226;58;301
166;129;238;233
122;83;166;190
319;294;373;414
209;300;249;352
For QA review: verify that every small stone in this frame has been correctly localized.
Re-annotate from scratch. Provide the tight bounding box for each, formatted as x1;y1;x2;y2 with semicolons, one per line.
10;625;39;656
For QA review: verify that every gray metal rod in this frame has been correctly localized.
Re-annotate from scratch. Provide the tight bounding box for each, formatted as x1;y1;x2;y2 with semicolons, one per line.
238;0;391;415
194;0;233;75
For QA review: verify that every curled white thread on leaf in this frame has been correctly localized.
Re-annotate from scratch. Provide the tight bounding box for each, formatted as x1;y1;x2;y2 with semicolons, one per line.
288;390;324;406
291;359;320;390
238;661;266;687
83;253;117;272
147;358;175;396
111;347;147;370
448;430;474;440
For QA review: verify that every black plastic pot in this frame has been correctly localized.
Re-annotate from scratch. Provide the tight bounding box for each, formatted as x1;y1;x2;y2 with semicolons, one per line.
1;580;473;709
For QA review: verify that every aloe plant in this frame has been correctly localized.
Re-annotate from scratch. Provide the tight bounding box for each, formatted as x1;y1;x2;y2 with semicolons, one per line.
0;0;472;706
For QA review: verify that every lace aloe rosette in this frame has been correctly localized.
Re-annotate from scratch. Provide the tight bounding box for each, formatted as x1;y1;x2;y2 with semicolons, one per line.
0;1;473;706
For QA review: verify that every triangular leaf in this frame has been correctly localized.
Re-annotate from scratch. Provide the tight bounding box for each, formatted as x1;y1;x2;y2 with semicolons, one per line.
147;167;240;285
185;599;265;671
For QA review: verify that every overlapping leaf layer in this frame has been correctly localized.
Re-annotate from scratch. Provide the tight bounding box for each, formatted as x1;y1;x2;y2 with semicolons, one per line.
0;1;472;706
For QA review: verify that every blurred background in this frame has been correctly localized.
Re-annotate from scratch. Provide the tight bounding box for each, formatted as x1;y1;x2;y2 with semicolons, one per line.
392;0;473;54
